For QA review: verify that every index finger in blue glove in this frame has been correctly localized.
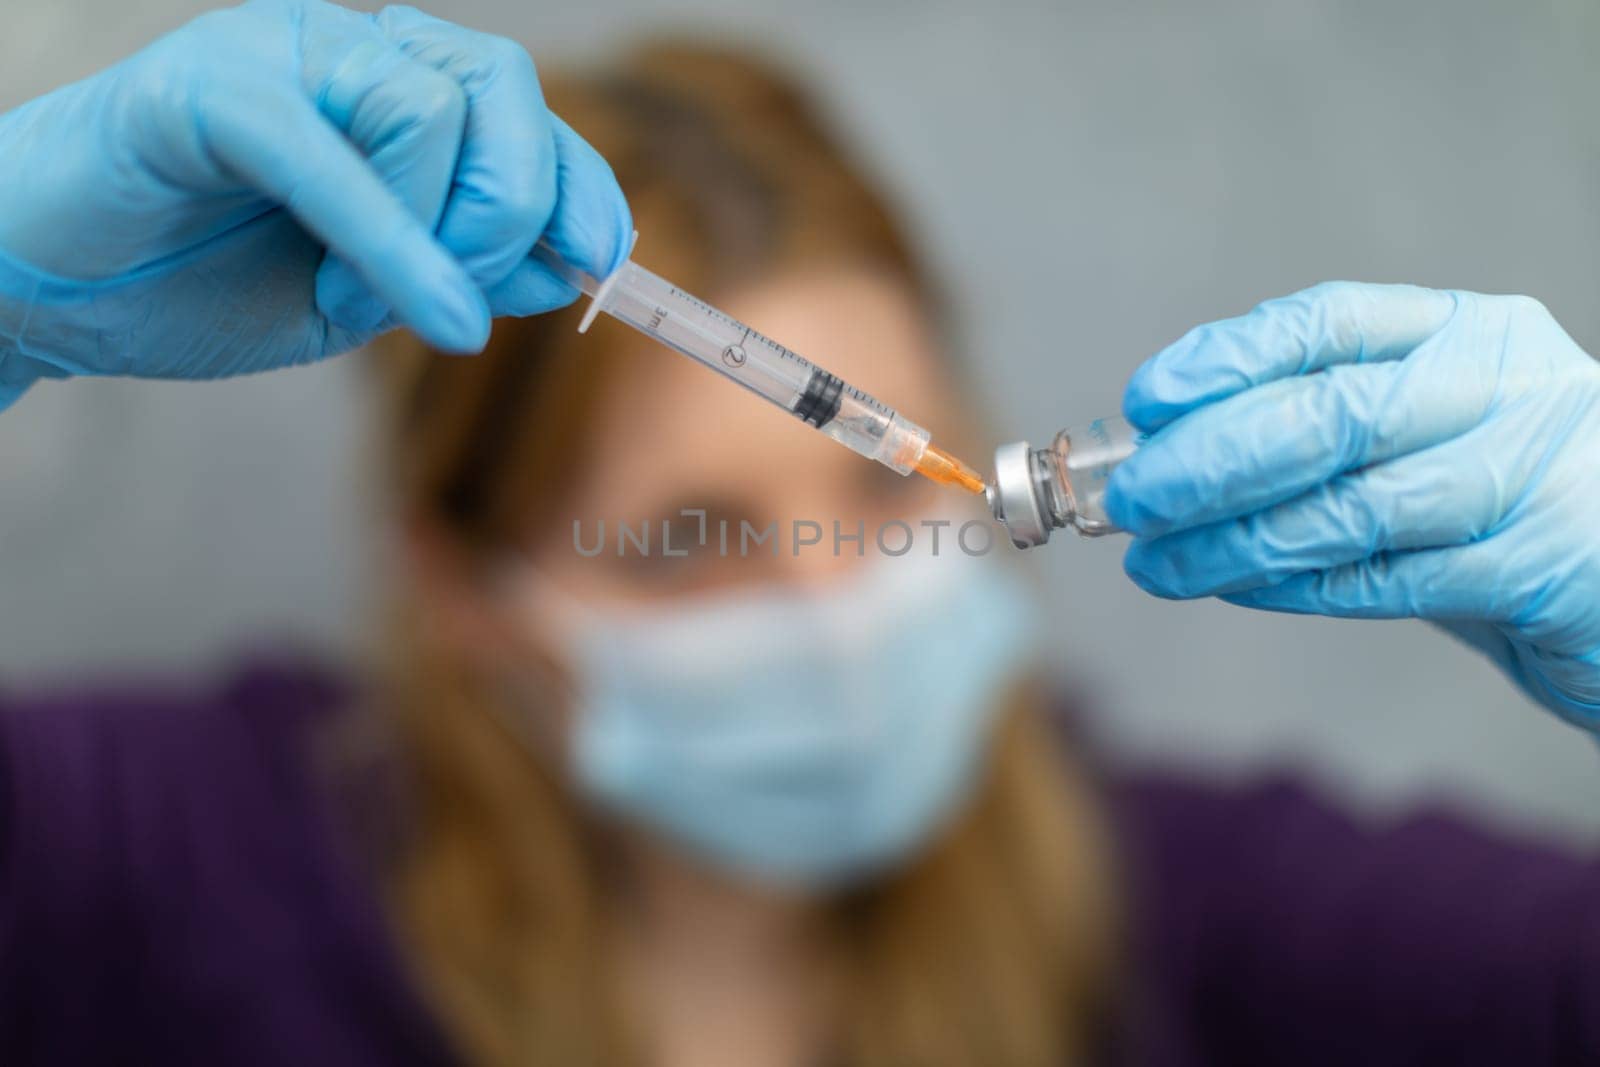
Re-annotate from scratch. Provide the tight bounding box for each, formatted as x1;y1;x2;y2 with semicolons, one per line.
1123;282;1459;433
301;18;470;331
485;115;634;318
200;80;489;353
1119;416;1534;598
1104;331;1499;537
1217;538;1503;620
377;7;559;290
339;113;631;324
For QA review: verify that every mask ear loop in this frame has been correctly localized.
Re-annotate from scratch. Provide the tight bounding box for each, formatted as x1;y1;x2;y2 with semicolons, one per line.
481;556;594;765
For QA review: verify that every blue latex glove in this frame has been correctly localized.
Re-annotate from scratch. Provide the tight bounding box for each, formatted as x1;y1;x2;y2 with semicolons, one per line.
1104;282;1600;728
0;0;631;411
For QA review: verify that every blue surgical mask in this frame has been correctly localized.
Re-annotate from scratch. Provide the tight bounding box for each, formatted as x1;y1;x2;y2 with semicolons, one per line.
524;547;1039;889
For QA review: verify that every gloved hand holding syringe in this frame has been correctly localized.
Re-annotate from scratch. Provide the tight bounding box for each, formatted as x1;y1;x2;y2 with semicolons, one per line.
533;235;1139;547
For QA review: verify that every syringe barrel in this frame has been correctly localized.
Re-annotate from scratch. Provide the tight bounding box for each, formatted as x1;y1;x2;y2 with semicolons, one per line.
598;261;815;411
988;416;1141;548
545;242;930;475
817;391;929;474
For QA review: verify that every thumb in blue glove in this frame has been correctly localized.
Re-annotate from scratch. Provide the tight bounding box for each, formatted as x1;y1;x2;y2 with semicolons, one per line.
1104;282;1600;728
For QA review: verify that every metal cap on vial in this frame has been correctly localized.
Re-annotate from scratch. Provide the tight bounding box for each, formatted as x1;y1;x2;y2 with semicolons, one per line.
988;440;1052;549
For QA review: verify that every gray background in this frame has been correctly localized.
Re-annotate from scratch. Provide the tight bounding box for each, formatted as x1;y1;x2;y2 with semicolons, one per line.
3;1;1598;842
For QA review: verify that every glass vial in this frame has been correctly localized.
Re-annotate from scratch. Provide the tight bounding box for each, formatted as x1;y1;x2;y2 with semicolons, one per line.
986;416;1141;548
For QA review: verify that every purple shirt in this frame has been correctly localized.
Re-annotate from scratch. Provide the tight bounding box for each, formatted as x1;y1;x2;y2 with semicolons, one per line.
3;661;1597;1065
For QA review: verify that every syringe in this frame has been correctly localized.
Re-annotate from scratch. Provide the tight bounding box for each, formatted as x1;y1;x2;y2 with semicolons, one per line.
531;237;986;495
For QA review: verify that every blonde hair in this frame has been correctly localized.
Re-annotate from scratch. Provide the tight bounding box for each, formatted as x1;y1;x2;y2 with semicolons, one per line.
376;42;1120;1067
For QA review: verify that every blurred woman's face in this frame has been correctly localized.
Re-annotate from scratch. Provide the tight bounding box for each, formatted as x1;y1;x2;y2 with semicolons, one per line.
499;267;1033;890
525;267;969;605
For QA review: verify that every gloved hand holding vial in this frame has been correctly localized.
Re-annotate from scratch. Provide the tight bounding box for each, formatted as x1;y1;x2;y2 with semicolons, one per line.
1102;282;1600;725
980;281;1600;726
